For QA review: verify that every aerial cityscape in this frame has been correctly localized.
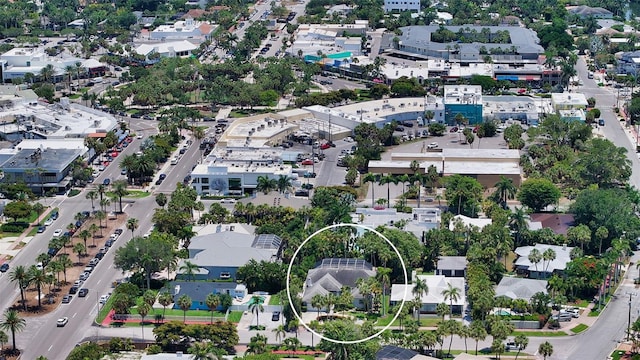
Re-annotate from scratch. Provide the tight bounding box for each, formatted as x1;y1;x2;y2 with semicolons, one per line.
0;0;638;359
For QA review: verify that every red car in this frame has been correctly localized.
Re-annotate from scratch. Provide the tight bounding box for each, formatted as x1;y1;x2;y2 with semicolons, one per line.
320;143;331;150
301;159;314;165
450;126;458;133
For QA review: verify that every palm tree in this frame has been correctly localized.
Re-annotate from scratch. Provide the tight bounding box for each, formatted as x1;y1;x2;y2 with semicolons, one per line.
65;65;75;92
276;175;293;194
100;198;110;214
514;334;528;360
28;266;48;308
469;321;487;355
378;174;399;208
363;172;377;207
538;341;553;359
95;210;106;237
189;341;221;360
158;292;173;320
528;248;542;274
137;302;151;337
542;248;556;277
177;295;192;323
58;254;72;283
412;278;428;321
39;64;55;83
441;283;461;315
509;207;528;246
376;267;392;316
205;293;220;324
248;295;265;327
88;223;99;247
73;242;85;264
0;310;25;352
112;180;129;213
9;265;29;311
311;294;326;318
74;61;85;87
85;190;98;211
493;176;517;208
179;261;200;281
126;218;139;237
283;337;302;356
272;324;287;345
256;175;276;194
78;229;91;254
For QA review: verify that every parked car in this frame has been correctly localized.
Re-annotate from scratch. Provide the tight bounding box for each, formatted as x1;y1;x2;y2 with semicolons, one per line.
504;342;522;351
320;143;331;150
103;178;111;186
450;127;459;133
271;311;281;321
301;159;314;165
53;229;63;238
295;189;309;197
427;142;439;149
99;294;109;304
69;286;78;294
61;295;73;304
57;317;69;327
0;263;9;272
159;173;167;180
44;218;54;226
78;288;89;297
220;198;237;204
37;226;46;233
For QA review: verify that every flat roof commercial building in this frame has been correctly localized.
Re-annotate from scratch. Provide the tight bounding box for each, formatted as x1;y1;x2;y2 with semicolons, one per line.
392;25;544;62
0;47;107;82
444;85;483;125
368;149;522;187
149;18;216;42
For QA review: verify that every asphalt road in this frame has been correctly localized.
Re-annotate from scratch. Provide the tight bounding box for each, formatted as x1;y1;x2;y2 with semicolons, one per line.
6;122;204;359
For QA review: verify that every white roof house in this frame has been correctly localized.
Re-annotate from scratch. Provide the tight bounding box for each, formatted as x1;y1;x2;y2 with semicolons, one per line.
390;275;465;306
495;277;548;301
514;243;574;276
134;40;198;59
449;214;493;231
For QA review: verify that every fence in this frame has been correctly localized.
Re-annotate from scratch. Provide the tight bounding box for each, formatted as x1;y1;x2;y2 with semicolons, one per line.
510;320;541;329
113;314;228;323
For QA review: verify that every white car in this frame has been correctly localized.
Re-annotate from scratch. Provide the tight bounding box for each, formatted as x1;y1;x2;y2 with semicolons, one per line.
36;262;43;271
53;229;63;238
44;218;54;226
99;295;109;304
57;317;69;327
427;142;439;149
221;198;237;204
136;134;143;139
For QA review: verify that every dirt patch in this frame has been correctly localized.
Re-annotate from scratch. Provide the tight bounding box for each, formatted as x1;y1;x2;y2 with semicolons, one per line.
9;214;128;317
0;348;20;360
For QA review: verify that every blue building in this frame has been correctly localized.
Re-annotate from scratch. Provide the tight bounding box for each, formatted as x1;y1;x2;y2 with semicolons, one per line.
443;85;483;125
176;223;281;281
170;281;247;310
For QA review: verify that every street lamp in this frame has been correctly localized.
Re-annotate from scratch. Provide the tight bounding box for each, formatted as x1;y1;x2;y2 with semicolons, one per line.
627;292;636;342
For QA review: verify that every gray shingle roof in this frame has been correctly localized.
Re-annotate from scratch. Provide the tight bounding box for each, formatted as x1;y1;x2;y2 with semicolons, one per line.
302;258;376;303
495;277;548;301
437;256;467;271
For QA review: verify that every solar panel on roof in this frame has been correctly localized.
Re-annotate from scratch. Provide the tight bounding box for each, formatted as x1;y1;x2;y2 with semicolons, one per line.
319;258;372;270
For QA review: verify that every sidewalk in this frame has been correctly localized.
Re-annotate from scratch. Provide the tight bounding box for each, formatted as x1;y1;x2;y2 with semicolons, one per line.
0;205;55;263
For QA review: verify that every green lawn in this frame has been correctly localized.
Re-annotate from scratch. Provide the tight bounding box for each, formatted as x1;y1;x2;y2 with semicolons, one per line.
123;190;151;198
512;330;568;337
96;295;116;323
129;306;242;322
377;315;441;327
269;294;281;305
571;324;589;334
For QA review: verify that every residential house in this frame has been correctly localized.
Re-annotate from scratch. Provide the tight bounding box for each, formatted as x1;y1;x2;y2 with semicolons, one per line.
170;281;247;310
514;243;574;279
436;256;467;277
176;223;281;281
377;345;439;360
150;17;217;42
390;274;466;314
567;5;613;19
495;277;548;302
141;353;194;360
384;0;420;13
551;93;588;122
302;258;377;311
449;214;493;232
134;41;199;63
617;51;640;76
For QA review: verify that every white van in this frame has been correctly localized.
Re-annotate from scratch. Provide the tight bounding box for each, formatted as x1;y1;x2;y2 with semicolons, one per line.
92;77;103;83
170;157;179;165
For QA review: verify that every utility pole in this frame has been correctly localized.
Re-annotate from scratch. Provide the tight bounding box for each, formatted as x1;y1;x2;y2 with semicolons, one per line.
627;292;636;341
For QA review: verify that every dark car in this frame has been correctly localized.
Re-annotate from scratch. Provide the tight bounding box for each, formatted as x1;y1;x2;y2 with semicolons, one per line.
114;228;123;235
51;211;59;220
303;172;317;178
295;190;309;197
449;126;459;133
105;239;115;247
103;178;111;186
271;311;281;321
69;286;78;294
0;263;9;272
37;226;46;233
395;126;405;132
78;288;89;297
159;173;167;180
47;248;58;257
155;179;163;185
95;252;105;260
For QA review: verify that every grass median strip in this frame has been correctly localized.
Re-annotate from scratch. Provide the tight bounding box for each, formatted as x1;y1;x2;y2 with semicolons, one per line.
512;330;568;337
570;324;589;334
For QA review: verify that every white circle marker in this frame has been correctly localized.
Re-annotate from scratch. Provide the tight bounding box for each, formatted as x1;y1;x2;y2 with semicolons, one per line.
285;223;409;344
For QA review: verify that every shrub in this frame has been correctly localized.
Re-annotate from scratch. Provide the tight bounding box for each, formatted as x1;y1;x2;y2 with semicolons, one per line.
1;222;29;233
